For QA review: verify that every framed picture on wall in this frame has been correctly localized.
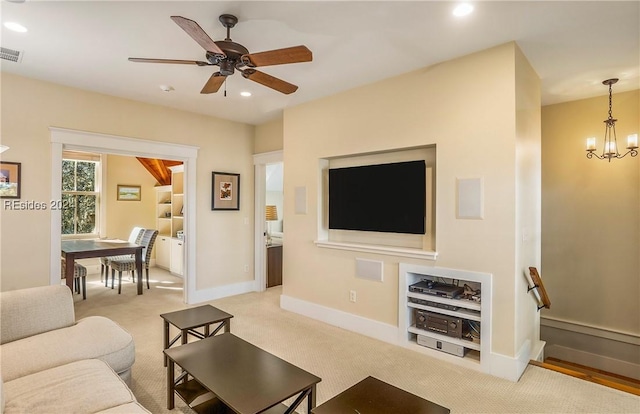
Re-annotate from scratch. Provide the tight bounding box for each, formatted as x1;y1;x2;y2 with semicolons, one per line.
212;171;240;210
117;185;141;201
0;161;21;199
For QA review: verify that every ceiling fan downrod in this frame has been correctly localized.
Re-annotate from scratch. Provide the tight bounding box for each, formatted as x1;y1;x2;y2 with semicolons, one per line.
219;14;238;41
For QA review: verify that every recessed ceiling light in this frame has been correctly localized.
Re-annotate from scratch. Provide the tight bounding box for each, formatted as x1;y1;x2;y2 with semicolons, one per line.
159;84;174;92
240;91;252;97
453;3;474;17
4;22;28;33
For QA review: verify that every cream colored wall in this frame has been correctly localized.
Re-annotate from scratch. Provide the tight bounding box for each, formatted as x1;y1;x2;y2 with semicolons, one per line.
254;118;283;153
0;73;255;292
283;42;537;358
105;154;156;241
541;89;639;334
514;46;542;352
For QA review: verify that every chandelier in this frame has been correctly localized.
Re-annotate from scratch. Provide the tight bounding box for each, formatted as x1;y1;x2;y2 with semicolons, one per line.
585;78;638;161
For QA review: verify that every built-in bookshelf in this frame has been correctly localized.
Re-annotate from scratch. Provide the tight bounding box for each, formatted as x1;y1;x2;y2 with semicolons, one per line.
154;165;184;276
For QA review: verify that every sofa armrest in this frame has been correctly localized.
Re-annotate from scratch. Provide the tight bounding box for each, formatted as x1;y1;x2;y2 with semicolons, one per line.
1;285;75;345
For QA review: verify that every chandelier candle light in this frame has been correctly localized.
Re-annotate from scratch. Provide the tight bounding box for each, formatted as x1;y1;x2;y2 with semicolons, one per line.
586;78;638;161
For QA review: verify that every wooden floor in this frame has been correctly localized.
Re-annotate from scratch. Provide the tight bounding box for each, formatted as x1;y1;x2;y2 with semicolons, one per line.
529;357;640;396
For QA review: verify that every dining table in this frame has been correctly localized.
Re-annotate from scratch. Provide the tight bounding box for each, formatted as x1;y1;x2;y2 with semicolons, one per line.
61;239;144;294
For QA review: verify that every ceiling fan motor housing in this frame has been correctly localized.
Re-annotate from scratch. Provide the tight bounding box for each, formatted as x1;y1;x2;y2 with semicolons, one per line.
206;40;250;75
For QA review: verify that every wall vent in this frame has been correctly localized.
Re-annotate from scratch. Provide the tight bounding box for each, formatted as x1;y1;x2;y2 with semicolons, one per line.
1;47;24;63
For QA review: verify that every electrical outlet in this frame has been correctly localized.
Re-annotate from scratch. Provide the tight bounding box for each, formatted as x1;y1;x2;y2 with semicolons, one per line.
349;290;357;303
244;264;249;272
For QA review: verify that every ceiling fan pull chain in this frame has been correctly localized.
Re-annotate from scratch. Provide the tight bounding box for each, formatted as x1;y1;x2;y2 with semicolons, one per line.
224;77;227;97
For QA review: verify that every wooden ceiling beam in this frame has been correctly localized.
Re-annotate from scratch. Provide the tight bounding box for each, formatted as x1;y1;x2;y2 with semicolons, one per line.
136;157;182;186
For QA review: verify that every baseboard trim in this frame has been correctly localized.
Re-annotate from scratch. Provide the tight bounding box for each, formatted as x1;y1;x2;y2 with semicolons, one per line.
490;340;531;382
188;281;255;304
281;294;536;381
280;294;399;345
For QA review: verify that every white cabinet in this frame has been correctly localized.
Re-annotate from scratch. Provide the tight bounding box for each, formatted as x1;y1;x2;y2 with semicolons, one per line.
154;165;184;276
398;263;492;373
155;235;171;269
170;238;184;277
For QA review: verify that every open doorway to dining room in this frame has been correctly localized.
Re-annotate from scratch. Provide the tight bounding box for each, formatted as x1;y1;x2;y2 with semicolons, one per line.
49;127;198;304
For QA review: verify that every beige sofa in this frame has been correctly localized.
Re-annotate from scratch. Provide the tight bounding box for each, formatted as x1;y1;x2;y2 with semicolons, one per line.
0;285;149;413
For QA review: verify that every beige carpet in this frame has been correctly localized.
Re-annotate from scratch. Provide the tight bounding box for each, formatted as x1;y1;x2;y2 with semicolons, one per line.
73;268;640;413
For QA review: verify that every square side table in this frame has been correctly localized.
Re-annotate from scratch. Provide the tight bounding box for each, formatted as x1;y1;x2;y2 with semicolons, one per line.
160;304;233;367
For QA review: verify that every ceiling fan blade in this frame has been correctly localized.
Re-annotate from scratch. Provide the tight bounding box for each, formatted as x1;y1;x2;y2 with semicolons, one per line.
242;45;312;67
242;69;298;95
201;73;227;94
128;58;212;66
170;16;226;56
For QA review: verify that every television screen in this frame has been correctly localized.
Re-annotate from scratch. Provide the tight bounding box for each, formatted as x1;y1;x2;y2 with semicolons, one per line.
329;160;426;234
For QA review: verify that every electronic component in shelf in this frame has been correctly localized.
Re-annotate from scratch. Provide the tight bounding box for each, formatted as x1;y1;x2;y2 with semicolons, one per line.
406;291;481;312
409;280;464;298
408;325;480;351
407;300;481;322
409;296;459;311
412;308;481;343
417;334;467;357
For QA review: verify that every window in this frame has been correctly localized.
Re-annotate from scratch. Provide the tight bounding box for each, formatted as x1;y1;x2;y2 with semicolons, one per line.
62;152;101;237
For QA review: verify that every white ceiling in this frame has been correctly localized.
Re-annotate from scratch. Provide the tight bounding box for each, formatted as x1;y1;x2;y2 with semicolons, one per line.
1;1;638;126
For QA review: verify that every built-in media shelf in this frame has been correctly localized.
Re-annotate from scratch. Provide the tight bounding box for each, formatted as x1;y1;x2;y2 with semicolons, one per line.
398;263;492;373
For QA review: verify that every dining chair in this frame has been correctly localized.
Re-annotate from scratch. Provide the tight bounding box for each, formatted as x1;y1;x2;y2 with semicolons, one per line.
101;226;144;285
109;229;158;294
61;258;87;300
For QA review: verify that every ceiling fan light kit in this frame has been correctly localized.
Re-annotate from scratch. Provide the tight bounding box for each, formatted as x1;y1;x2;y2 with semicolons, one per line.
128;14;312;95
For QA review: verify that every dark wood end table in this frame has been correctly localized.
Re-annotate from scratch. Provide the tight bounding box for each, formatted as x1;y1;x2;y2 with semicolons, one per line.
160;305;233;367
312;376;450;414
164;333;321;414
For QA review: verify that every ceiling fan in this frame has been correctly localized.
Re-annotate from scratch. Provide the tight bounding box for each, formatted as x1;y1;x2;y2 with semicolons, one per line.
129;14;312;95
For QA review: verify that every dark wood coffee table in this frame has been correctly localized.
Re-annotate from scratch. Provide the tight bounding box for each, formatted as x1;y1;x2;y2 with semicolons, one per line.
164;333;321;414
160;305;233;367
312;376;450;414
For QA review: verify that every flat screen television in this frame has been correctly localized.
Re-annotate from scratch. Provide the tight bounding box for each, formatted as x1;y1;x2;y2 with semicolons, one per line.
328;160;426;234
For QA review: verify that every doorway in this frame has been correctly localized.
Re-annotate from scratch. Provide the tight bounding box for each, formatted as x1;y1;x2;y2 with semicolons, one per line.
49;127;198;304
253;150;283;291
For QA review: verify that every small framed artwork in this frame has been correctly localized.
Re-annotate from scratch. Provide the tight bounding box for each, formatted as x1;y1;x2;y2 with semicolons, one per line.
212;171;240;210
117;185;141;201
0;161;21;199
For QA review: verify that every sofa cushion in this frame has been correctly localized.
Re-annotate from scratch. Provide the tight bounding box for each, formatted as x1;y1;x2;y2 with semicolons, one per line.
3;359;141;414
0;285;75;345
0;316;134;382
